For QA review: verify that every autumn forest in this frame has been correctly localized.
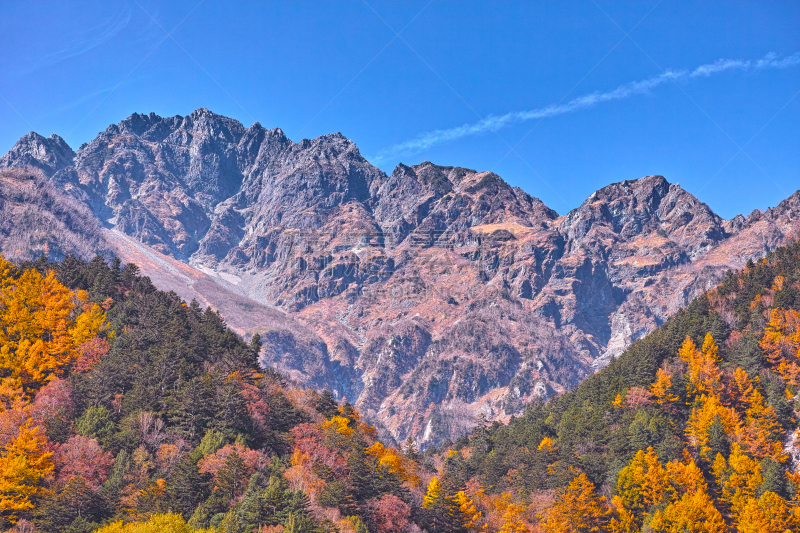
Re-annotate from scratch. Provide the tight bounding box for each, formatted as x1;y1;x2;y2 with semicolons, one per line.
1;241;800;532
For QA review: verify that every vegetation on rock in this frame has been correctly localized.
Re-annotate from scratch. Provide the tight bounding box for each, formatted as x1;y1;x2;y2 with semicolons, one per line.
2;239;800;531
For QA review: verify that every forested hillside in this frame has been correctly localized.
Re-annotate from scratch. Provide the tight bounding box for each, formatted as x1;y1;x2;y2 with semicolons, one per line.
0;255;434;533
4;241;800;532
427;240;800;531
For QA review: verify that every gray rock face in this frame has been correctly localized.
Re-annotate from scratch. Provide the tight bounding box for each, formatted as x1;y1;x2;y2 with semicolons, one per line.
3;108;799;446
0;132;75;176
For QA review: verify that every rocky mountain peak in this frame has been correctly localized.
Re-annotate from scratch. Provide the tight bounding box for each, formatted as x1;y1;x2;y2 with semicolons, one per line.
0;131;75;176
575;174;669;211
181;108;245;138
112;111;165;137
561;174;725;248
294;132;360;158
3;110;799;447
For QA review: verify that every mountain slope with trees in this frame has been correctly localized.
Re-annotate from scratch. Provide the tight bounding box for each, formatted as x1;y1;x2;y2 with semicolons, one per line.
424;240;800;530
2;236;800;532
0;254;434;533
2;109;800;447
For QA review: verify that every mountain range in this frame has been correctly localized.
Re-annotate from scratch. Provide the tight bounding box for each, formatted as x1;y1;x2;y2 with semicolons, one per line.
1;108;798;446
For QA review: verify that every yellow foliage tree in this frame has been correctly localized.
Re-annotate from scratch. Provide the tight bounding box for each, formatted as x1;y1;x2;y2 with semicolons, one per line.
735;491;800;533
496;493;528;533
422;476;443;509
93;512;217;532
650;368;678;405
700;334;724;394
453;490;483;531
739;385;784;459
611;448;719;533
0;378;26;413
665;455;708;497
0;261;106;394
711;443;762;518
730;368;756;411
365;441;419;485
540;472;610;533
761;308;800;385
678;334;724;397
685;393;741;454
537;437;554;453
609;495;638;533
614;447;670;525
0;421;53;522
322;415;354;436
647;490;726;533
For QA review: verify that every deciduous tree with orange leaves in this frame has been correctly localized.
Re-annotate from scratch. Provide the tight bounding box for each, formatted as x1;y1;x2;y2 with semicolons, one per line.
0;256;106;395
760;308;800;385
613;447;670;528
680;334;724;396
540;472;610;533
647;490;726;533
0;421;53;522
650;368;678;405
735;490;800;532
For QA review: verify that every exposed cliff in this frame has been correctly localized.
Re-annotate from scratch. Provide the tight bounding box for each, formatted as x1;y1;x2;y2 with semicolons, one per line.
2;109;798;445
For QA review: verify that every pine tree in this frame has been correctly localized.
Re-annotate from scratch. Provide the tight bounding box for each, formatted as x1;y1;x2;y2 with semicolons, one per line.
166;455;210;520
420;476;462;532
401;435;421;460
705;415;729;461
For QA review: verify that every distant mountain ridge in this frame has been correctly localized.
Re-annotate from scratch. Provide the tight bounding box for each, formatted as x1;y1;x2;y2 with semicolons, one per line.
2;108;798;445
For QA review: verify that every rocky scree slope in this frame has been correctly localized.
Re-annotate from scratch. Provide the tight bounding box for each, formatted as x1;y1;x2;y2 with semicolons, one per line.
2;108;799;446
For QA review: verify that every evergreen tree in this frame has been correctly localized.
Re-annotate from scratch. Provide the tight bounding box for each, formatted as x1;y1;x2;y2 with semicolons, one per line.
165;455;210;520
705;415;730;462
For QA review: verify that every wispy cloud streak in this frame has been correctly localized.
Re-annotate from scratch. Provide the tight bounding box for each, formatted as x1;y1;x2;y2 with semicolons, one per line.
371;52;800;164
21;7;132;75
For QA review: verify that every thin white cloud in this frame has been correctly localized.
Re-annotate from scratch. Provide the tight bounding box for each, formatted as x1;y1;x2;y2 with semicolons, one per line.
370;51;800;164
22;7;132;74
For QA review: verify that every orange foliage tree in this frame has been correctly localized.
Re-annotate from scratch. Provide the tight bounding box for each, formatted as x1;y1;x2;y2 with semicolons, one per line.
647;490;726;533
0;257;107;394
612;447;670;530
650;368;678;405
452;489;483;531
610;447;725;533
365;441;420;485
680;334;724;396
761;308;800;385
540;472;609;532
685;392;741;455
0;421;53;522
735;490;800;532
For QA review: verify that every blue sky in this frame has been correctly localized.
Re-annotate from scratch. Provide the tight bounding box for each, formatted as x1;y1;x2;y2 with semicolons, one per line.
0;1;798;218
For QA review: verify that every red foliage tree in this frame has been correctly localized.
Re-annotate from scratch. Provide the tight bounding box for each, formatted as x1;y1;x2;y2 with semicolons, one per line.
289;423;347;477
240;380;271;437
73;337;110;374
55;435;114;490
366;494;412;533
27;378;74;425
197;443;263;481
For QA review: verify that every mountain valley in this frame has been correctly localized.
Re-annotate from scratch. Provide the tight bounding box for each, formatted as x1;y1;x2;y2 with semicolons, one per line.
2;108;798;446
